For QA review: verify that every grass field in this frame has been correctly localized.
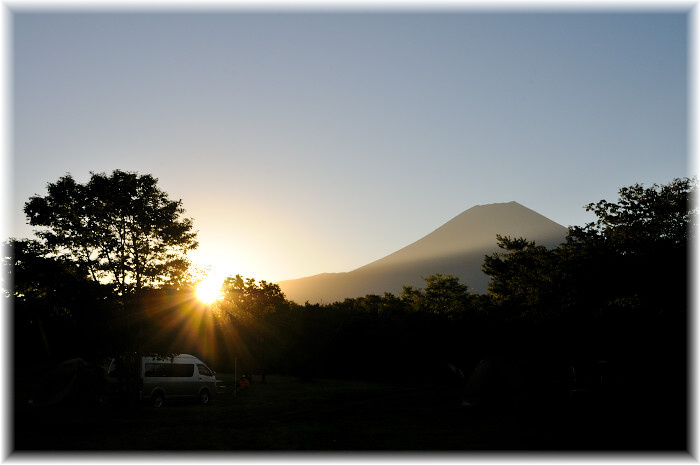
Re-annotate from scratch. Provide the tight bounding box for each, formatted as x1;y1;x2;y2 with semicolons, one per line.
12;372;687;453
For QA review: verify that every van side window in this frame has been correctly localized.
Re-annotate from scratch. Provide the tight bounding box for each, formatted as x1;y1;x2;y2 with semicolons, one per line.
171;364;195;377
145;363;166;377
197;364;213;377
145;363;195;377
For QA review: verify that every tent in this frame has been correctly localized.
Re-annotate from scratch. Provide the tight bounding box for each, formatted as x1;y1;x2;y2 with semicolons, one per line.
462;356;571;413
28;358;106;408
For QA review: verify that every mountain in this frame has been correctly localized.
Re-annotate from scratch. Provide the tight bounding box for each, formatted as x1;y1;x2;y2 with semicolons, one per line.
277;202;568;304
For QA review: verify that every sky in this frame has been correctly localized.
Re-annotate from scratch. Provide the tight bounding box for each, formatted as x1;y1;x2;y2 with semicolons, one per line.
7;6;691;284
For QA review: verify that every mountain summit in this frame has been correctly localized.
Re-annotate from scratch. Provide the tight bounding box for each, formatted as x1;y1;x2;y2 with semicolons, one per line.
277;202;568;303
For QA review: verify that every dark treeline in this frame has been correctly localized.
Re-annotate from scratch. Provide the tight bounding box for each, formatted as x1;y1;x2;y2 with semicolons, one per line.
6;175;693;401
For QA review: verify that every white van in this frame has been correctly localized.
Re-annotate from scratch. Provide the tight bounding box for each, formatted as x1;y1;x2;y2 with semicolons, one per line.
140;354;217;407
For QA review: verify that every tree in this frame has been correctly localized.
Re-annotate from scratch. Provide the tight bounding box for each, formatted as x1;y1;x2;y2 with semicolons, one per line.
4;238;100;304
24;170;198;295
570;177;695;254
401;274;473;317
482;235;560;317
218;274;287;322
216;275;289;377
564;177;695;314
482;178;696;318
5;238;113;361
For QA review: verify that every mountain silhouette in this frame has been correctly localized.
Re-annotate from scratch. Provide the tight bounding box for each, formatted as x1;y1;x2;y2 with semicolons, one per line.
277;201;568;304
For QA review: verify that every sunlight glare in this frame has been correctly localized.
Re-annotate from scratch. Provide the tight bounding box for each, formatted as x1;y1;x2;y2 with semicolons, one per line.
196;273;224;304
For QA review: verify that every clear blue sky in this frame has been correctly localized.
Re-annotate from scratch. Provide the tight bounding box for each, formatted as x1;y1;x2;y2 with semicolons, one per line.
10;9;690;283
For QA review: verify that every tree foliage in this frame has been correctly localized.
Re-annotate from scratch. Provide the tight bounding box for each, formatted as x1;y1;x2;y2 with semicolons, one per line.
482;236;559;314
4;238;108;317
570;178;695;253
483;178;695;318
218;274;288;322
401;273;474;317
5;238;114;360
24;170;198;295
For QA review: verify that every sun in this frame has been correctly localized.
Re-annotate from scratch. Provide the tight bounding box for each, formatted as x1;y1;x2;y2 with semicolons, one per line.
195;273;225;304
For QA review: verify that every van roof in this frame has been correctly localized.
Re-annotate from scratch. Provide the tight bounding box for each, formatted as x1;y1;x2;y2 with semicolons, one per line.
142;354;201;363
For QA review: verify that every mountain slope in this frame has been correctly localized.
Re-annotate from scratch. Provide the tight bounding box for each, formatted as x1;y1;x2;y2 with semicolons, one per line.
277;202;568;304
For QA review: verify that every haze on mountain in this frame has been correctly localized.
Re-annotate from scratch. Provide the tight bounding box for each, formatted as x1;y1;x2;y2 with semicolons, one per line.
277;202;568;304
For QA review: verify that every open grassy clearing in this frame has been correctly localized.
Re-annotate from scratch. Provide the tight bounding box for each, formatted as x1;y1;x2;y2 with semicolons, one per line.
13;372;685;452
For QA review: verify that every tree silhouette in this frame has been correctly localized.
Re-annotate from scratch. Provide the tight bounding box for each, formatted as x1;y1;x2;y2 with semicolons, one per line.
215;275;289;376
573;178;694;252
483;178;695;318
5;238;113;361
24;170;198;295
482;236;560;318
401;274;473;317
218;274;287;322
564;177;694;315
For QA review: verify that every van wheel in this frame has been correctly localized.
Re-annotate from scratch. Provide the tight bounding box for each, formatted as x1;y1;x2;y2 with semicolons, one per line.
200;389;210;405
152;392;164;408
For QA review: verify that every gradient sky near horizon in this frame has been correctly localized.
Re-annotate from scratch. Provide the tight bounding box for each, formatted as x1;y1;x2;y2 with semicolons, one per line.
10;8;690;284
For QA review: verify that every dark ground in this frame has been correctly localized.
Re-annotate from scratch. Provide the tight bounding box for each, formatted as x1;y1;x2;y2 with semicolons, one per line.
11;371;689;455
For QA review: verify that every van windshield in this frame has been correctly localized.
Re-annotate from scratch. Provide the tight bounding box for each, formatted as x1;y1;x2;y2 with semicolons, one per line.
197;364;213;377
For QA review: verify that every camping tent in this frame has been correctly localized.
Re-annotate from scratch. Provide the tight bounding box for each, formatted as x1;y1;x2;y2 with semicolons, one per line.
28;358;106;407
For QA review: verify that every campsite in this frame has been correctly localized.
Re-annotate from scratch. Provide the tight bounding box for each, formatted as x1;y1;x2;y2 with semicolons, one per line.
8;176;691;452
14;357;685;452
9;10;691;455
